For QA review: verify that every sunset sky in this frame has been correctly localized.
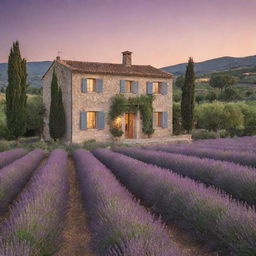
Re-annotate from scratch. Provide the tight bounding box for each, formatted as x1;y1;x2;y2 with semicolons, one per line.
0;0;256;67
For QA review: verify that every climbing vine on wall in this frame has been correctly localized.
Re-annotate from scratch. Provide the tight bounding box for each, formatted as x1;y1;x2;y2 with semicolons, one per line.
109;94;155;137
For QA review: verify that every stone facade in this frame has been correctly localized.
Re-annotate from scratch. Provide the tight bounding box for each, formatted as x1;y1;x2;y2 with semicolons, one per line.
42;55;173;143
42;62;72;142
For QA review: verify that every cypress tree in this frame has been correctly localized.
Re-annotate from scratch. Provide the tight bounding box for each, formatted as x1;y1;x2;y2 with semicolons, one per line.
6;41;28;141
57;88;66;139
49;69;66;141
181;57;195;133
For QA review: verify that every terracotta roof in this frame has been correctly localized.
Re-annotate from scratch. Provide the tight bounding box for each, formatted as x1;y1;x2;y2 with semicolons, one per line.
57;59;172;79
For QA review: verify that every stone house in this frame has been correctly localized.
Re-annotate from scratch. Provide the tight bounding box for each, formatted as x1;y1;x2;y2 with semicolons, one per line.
42;51;173;143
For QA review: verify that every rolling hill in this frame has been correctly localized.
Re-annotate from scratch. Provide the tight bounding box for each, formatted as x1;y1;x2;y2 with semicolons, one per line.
1;55;256;88
161;55;256;75
0;61;52;88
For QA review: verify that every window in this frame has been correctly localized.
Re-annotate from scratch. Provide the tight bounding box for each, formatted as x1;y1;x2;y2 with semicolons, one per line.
125;81;132;93
87;78;96;92
154;112;162;127
153;82;160;94
87;111;96;129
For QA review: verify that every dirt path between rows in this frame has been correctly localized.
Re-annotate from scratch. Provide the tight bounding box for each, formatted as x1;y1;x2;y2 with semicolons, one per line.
57;158;93;256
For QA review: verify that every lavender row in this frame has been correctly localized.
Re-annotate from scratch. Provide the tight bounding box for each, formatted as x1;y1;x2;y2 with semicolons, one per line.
0;148;27;169
73;149;182;256
115;147;256;205
0;149;69;256
149;144;256;167
0;149;46;215
93;149;256;255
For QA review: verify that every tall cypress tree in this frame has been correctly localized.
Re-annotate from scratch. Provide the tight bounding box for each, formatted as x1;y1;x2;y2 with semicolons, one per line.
57;88;66;138
6;41;28;141
181;57;195;133
49;69;66;141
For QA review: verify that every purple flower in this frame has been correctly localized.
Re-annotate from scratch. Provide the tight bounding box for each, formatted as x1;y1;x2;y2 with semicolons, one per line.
0;149;27;169
73;149;183;256
0;149;69;256
93;148;256;255
0;149;46;215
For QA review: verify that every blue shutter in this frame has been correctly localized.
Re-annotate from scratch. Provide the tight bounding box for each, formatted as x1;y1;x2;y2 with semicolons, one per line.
162;112;168;128
80;111;87;130
97;111;105;130
96;79;103;92
131;81;139;94
146;82;153;94
160;82;168;95
81;78;87;93
120;80;126;93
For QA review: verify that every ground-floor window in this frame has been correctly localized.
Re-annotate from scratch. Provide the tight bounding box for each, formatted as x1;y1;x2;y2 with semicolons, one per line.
154;112;163;127
87;111;97;128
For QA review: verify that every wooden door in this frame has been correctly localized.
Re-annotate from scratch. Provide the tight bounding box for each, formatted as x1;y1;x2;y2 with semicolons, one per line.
125;113;135;138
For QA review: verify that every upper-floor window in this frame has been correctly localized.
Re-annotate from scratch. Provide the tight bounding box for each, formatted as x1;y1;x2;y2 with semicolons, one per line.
81;78;103;93
120;80;138;94
125;81;132;93
153;82;161;94
147;81;168;95
87;78;96;92
87;111;97;129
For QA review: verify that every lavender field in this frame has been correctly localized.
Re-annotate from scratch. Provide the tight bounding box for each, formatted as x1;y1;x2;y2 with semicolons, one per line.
0;136;256;256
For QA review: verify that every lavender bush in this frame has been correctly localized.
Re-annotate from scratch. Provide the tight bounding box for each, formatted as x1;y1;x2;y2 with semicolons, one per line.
93;148;256;255
149;144;256;167
73;149;183;256
0;240;36;256
0;148;27;169
115;147;256;205
0;149;68;256
0;149;46;215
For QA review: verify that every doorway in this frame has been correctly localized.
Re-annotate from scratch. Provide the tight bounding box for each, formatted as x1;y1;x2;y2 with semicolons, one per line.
125;113;135;138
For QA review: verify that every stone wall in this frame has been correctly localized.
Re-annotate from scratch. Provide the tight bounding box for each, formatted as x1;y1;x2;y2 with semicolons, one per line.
42;61;72;142
71;72;173;143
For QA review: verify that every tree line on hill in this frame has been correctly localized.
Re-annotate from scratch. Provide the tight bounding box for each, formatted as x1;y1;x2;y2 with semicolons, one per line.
0;41;66;143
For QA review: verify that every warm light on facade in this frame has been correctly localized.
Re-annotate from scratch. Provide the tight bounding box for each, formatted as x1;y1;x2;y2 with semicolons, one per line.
113;116;122;129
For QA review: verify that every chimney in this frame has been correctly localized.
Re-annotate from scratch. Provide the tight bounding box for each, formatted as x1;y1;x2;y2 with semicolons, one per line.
122;51;132;67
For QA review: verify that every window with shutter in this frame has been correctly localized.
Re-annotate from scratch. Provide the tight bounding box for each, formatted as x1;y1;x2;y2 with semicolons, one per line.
96;79;103;93
154;112;163;127
131;81;138;94
146;82;153;94
80;111;87;130
120;80;126;93
162;112;168;128
81;78;87;93
87;79;96;92
153;82;160;94
160;82;168;95
97;112;105;130
87;112;97;129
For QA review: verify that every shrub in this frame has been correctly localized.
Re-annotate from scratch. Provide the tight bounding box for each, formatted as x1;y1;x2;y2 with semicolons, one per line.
191;129;218;140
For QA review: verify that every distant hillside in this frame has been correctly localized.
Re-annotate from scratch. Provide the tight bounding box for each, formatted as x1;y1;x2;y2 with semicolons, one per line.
0;61;52;88
161;55;256;75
